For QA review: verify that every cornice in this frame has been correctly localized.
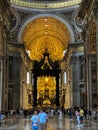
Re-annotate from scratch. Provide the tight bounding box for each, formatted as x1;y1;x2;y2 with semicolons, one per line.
68;41;84;49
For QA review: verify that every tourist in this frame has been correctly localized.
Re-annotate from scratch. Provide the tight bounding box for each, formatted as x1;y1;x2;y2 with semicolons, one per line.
75;109;80;126
79;107;84;126
31;110;39;130
58;109;63;120
38;109;48;130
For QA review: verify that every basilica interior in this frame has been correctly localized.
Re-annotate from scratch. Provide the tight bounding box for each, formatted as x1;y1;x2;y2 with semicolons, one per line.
0;0;98;112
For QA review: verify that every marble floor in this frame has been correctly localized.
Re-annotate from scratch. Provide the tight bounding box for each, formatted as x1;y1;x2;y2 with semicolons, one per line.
0;116;98;130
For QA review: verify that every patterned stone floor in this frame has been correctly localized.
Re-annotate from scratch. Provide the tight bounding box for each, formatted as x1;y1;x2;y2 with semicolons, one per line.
0;115;98;130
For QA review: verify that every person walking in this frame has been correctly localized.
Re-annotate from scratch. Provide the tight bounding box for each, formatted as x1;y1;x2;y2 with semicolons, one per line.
58;109;63;120
31;110;39;130
38;109;48;130
75;109;80;126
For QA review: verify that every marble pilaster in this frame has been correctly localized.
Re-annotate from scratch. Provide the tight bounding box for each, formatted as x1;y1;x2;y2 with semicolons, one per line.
0;16;3;112
71;55;80;107
94;2;98;109
0;61;3;113
2;24;9;111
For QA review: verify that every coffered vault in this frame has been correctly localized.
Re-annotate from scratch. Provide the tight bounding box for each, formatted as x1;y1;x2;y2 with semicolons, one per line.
19;16;73;61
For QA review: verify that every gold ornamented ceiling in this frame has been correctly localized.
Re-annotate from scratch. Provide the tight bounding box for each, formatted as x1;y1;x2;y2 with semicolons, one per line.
22;17;71;61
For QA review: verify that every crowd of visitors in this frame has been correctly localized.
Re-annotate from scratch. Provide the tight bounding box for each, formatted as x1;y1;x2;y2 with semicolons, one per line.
0;107;98;129
30;106;98;129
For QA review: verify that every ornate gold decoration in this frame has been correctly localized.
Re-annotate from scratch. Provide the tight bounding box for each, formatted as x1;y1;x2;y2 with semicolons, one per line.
37;76;56;106
10;0;82;9
22;17;71;61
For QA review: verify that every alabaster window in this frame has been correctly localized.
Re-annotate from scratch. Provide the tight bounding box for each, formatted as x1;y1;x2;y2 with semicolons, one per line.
64;72;67;83
27;72;31;84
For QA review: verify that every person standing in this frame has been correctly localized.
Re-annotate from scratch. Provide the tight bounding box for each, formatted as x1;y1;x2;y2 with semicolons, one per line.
58;109;63;120
31;110;39;130
79;107;84;127
50;108;54;118
58;109;63;128
38;109;48;130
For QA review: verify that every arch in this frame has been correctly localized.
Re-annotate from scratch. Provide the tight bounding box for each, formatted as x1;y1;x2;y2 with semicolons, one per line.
18;14;75;44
